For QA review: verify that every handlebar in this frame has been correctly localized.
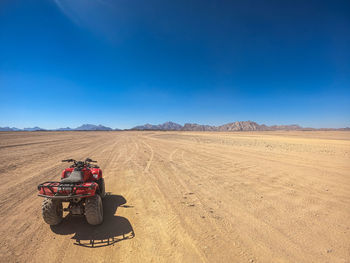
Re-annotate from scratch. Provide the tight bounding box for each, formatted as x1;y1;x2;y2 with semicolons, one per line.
85;158;97;163
62;159;75;163
62;158;97;165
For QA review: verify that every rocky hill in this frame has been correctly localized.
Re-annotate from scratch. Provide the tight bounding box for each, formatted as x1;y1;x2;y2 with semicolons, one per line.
132;122;182;131
74;124;113;131
182;121;302;131
182;123;217;131
217;121;266;131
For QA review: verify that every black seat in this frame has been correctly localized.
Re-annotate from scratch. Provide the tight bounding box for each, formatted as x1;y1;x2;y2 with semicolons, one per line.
60;170;83;184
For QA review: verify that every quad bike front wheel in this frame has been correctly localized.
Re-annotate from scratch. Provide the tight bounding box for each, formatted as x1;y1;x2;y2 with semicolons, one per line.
85;194;103;225
42;198;63;225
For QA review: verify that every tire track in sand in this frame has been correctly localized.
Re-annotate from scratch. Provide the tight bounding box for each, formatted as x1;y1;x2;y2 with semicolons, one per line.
142;140;154;173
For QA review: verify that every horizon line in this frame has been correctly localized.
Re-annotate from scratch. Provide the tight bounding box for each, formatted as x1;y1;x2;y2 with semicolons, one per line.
1;120;349;130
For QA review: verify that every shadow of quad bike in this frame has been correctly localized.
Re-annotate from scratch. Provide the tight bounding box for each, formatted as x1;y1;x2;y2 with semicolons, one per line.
50;194;135;247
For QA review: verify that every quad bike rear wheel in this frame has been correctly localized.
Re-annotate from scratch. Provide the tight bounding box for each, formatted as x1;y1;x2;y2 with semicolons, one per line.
98;178;106;199
42;198;63;225
85;194;103;225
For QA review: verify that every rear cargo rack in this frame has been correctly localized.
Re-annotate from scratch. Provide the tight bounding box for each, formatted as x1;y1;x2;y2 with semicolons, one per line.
37;181;95;199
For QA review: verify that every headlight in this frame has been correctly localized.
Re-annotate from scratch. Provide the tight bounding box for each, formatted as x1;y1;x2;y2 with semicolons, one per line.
93;173;98;179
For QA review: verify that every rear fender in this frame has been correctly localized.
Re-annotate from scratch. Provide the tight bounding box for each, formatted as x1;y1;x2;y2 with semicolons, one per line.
91;168;102;180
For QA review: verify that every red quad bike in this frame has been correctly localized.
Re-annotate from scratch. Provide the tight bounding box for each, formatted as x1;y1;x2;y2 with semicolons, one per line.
37;158;105;226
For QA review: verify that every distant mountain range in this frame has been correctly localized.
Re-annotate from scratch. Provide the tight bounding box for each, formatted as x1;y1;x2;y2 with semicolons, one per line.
75;124;114;131
0;124;119;131
132;121;305;131
131;121;350;131
0;121;349;132
0;126;46;131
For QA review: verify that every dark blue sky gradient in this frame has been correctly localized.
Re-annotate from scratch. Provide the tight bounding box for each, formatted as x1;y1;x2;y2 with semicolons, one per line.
0;0;349;128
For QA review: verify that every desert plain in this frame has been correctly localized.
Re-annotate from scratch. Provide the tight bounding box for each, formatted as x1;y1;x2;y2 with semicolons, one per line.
0;131;349;263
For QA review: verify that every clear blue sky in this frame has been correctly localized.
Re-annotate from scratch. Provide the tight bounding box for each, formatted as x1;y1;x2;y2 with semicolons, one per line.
0;0;349;129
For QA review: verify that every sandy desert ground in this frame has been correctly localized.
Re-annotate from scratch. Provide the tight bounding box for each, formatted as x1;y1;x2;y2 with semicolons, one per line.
0;131;349;263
